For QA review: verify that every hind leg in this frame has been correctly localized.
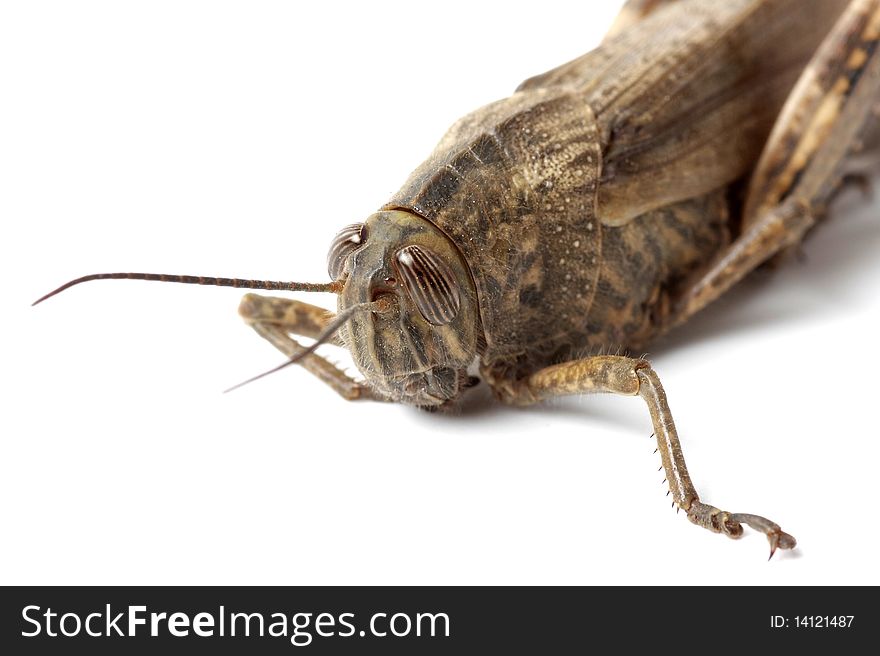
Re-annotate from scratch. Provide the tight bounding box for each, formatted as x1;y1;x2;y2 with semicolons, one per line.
671;0;880;327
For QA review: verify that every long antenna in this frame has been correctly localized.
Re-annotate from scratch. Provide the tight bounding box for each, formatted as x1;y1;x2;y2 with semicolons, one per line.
223;297;392;393
32;273;342;306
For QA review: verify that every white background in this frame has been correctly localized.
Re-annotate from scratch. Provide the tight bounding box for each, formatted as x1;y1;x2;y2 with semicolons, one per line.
2;0;879;585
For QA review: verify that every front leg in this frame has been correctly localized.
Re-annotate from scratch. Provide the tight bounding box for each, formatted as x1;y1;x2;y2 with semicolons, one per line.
238;293;382;401
499;355;796;557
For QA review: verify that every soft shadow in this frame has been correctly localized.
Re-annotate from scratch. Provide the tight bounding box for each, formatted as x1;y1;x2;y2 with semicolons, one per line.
775;547;803;562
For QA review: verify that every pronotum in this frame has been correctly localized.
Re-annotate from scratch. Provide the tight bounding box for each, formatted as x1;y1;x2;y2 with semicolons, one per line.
33;0;880;557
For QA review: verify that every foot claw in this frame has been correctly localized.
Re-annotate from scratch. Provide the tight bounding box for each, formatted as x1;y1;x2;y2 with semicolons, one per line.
687;503;796;556
767;529;797;560
729;513;796;559
768;533;779;561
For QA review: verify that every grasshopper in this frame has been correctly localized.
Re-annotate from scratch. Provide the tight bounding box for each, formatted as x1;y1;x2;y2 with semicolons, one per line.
34;0;880;557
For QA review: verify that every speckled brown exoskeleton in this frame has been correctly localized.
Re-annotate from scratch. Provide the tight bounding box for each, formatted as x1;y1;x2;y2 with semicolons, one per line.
34;0;880;557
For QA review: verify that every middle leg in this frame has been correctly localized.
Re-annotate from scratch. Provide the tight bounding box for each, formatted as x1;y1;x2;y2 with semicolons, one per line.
499;355;796;556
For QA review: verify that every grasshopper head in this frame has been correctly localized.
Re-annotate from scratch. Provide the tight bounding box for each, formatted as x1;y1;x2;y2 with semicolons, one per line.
328;210;479;407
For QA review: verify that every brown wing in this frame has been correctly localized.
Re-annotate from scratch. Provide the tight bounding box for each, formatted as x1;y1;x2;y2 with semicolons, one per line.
518;0;849;226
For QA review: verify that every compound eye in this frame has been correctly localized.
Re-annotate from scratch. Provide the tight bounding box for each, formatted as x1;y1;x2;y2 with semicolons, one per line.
327;223;366;280
393;245;460;325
